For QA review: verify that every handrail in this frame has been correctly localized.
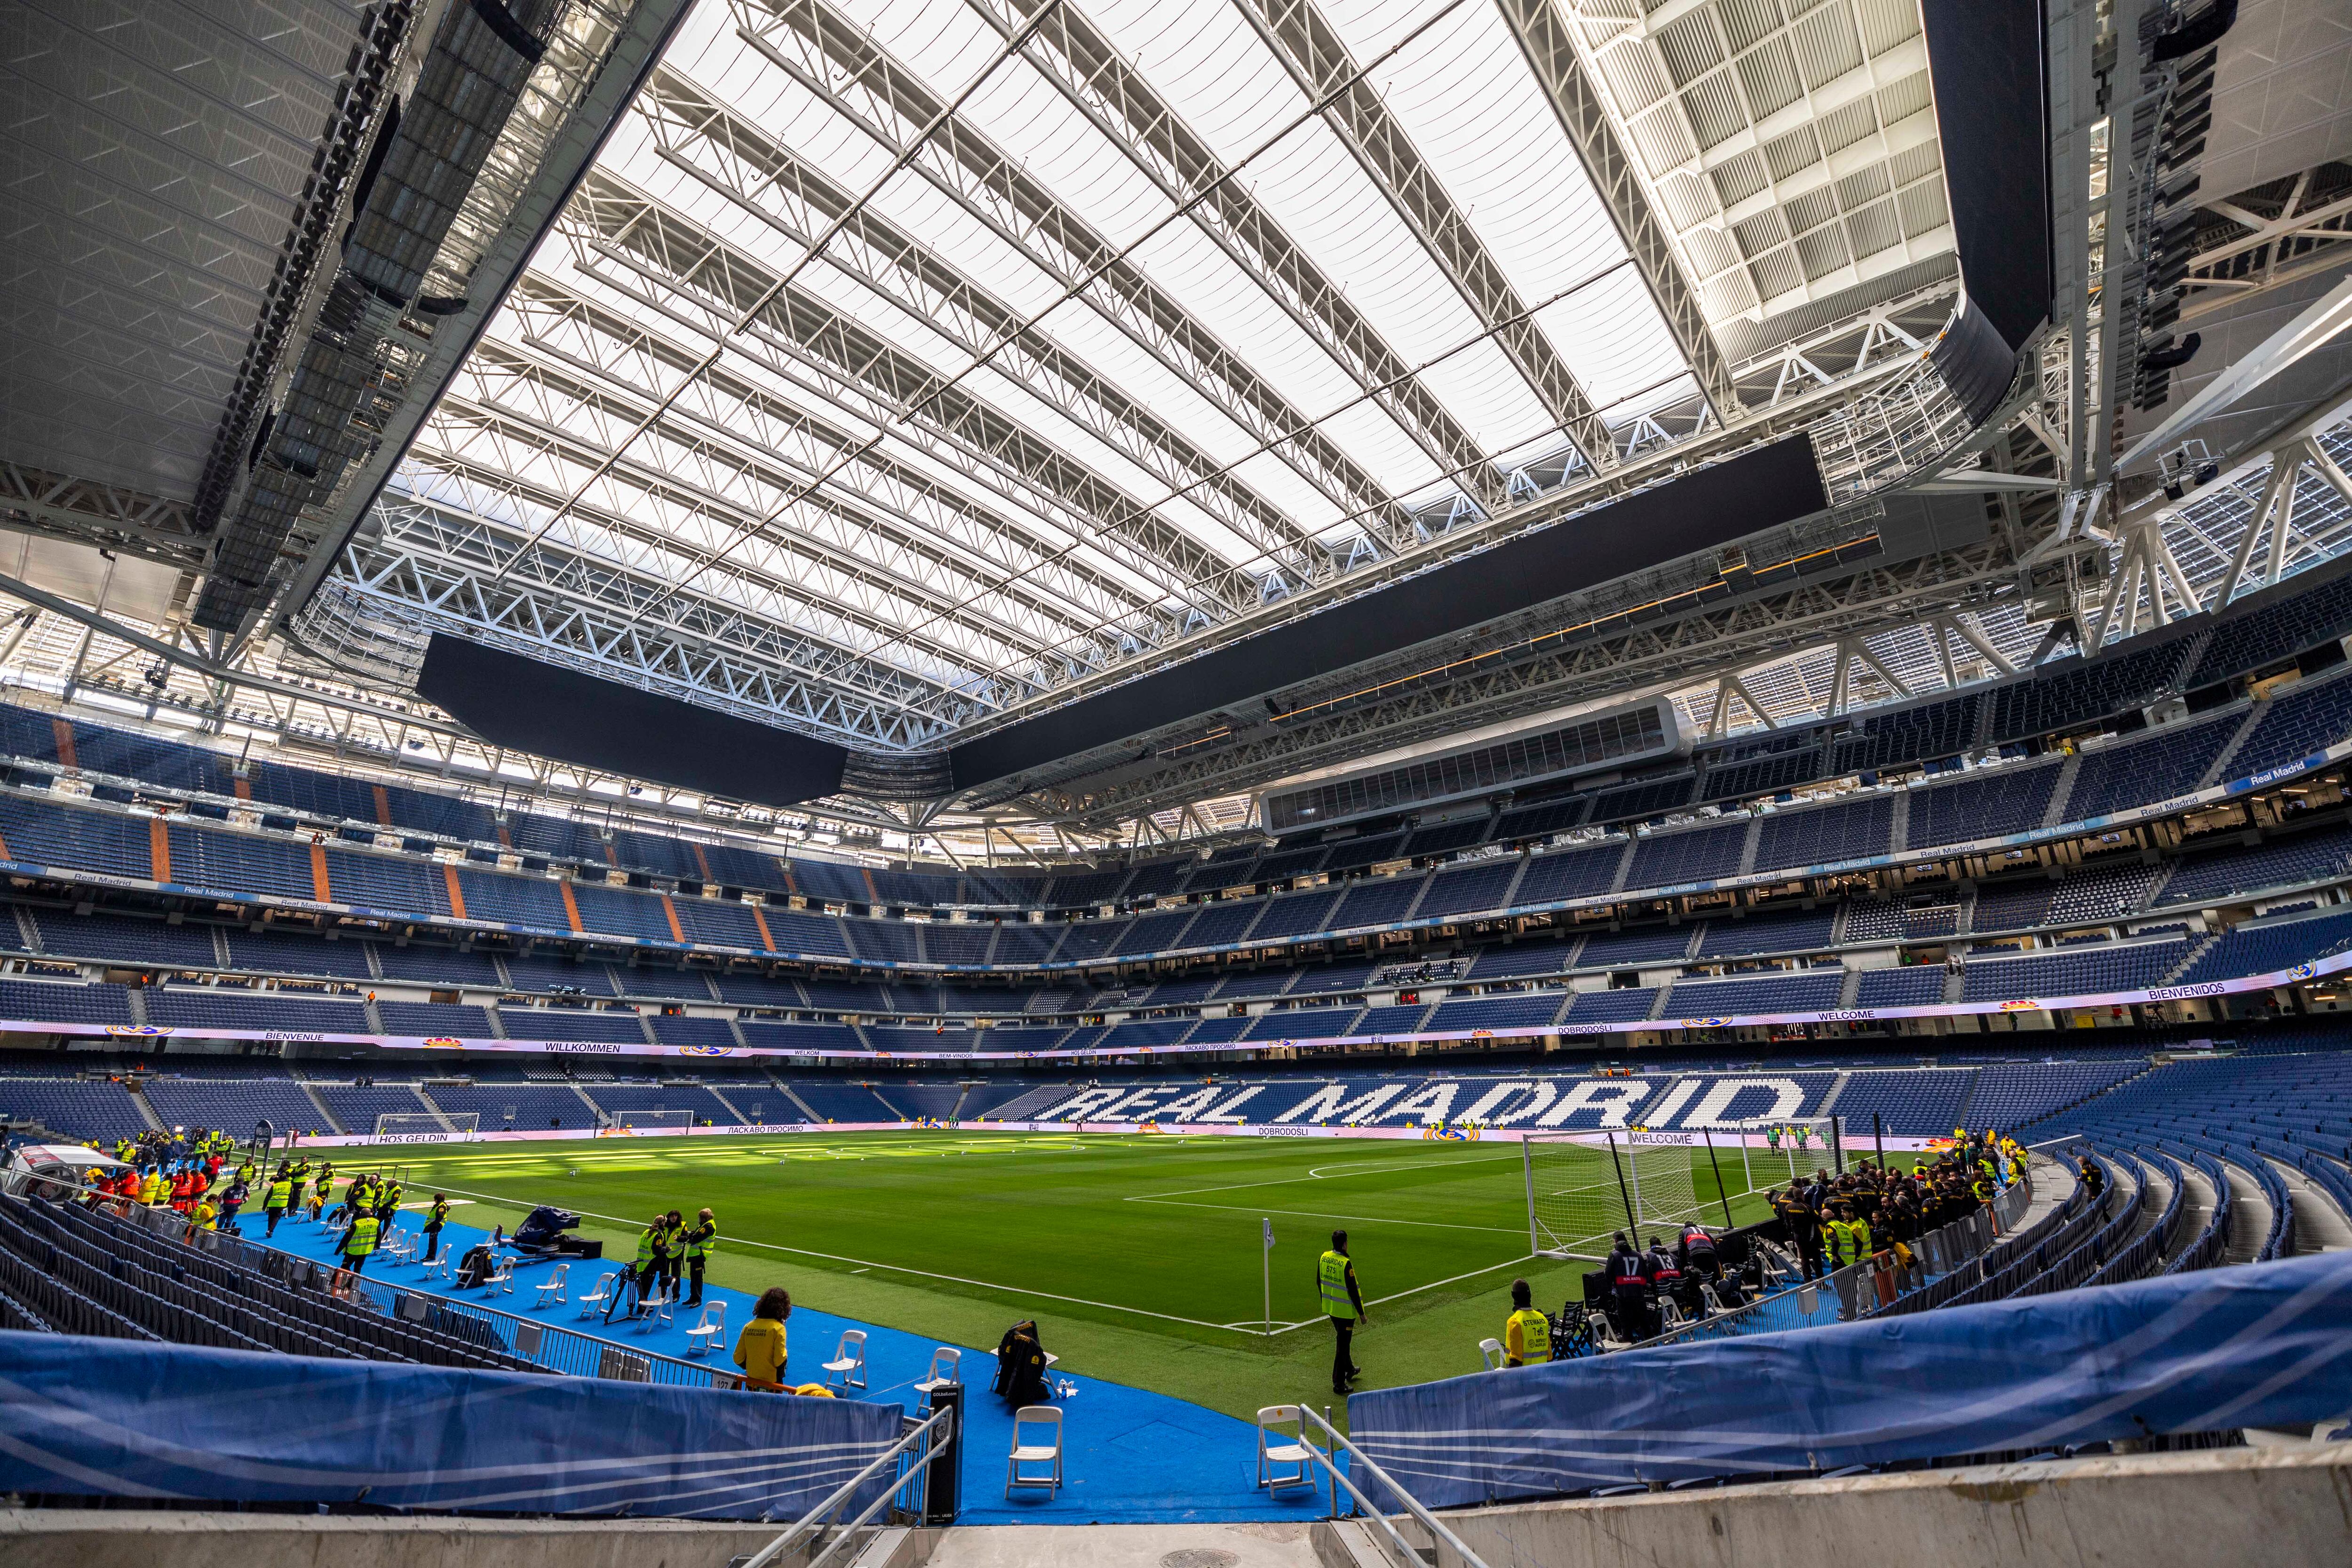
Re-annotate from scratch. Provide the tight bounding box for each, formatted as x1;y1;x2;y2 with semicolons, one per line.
1294;1402;1496;1568
738;1405;952;1568
10;1170;723;1388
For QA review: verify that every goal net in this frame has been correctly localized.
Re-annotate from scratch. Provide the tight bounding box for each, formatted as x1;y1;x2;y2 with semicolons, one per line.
1523;1131;1705;1259
1738;1116;1848;1189
601;1108;693;1135
373;1113;477;1143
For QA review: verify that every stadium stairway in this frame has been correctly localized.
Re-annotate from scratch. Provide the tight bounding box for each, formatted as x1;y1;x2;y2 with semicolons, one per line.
252;1207;1336;1526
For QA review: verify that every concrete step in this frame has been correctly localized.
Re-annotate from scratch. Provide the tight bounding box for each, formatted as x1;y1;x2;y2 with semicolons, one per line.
926;1522;1323;1568
2265;1157;2352;1254
2170;1162;2219;1268
2220;1160;2274;1265
1312;1519;1397;1568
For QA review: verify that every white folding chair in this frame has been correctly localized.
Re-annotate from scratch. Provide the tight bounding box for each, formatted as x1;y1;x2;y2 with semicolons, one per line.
822;1329;867;1392
1656;1296;1686;1332
911;1346;961;1405
1586;1311;1631;1353
578;1270;618;1320
1005;1405;1063;1498
1255;1405;1317;1492
685;1299;727;1357
1478;1337;1506;1371
486;1255;516;1296
531;1262;569;1310
633;1281;674;1332
418;1252;451;1282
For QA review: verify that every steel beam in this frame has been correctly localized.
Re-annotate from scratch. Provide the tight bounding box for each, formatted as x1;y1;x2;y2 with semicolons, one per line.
637;69;1324;572
1493;0;1737;427
562;173;1258;623
958;0;1504;503
1230;0;1614;470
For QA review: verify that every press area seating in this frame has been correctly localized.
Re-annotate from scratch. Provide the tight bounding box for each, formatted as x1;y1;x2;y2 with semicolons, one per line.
0;1195;535;1371
1006;1404;1064;1498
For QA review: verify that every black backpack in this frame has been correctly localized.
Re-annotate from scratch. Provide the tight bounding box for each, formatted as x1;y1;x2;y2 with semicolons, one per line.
993;1319;1049;1405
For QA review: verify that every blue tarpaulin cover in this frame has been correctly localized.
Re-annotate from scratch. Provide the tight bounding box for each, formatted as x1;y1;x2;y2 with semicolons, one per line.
1351;1251;2352;1508
0;1329;905;1520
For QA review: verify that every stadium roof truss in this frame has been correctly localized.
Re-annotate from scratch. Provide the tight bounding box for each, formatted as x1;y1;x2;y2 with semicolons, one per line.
289;0;1976;758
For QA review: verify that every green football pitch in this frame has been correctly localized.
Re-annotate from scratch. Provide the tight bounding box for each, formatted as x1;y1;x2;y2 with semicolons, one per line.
357;1130;1789;1420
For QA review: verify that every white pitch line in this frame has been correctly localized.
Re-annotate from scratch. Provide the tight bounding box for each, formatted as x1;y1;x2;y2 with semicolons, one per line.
427;1183;1253;1336
1262;1254;1559;1336
1302;1151;1527;1180
1134;1149;1523;1202
1128;1196;1527;1236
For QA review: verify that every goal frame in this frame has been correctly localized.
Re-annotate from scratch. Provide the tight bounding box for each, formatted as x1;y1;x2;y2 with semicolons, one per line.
1522;1130;1705;1260
600;1108;695;1136
1740;1116;1849;1189
373;1112;477;1143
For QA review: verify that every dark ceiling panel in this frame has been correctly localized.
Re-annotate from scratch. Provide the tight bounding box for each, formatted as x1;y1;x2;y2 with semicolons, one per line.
419;637;848;807
948;434;1829;790
1921;0;2053;351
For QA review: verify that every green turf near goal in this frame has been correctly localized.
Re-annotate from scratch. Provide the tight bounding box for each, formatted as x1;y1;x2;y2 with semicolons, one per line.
1522;1131;1705;1258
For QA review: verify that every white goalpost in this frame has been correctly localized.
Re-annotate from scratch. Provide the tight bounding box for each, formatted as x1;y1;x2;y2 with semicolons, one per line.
1735;1115;1849;1191
600;1109;694;1135
1523;1131;1707;1258
373;1113;477;1143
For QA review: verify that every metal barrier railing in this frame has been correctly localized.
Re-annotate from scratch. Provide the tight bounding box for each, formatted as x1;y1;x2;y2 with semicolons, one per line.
739;1405;953;1568
1293;1402;1497;1568
1632;1161;2051;1345
23;1171;724;1389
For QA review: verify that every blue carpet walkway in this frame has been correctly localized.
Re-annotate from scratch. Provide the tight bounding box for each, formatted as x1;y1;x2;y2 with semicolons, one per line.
246;1208;1332;1525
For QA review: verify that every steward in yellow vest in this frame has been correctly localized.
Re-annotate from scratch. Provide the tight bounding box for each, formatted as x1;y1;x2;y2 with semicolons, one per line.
683;1208;717;1307
1502;1279;1550;1367
1318;1230;1366;1398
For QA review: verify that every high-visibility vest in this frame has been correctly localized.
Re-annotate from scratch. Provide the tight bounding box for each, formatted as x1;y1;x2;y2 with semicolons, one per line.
1503;1307;1551;1365
345;1216;380;1257
267;1178;293;1208
427;1200;450;1228
635;1229;658;1266
1318;1250;1357;1320
686;1221;715;1259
